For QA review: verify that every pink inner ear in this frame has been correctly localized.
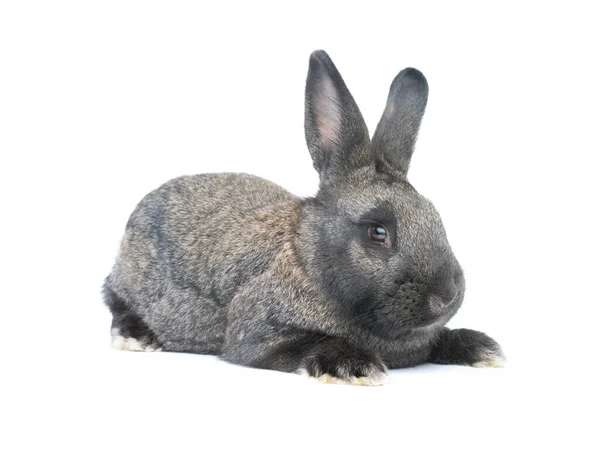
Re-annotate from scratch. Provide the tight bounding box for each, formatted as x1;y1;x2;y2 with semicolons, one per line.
315;76;342;148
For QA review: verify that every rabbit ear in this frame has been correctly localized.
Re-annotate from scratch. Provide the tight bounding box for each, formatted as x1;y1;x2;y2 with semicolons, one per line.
305;50;370;182
371;68;429;178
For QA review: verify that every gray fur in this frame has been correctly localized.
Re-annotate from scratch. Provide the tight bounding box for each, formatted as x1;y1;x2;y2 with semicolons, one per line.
372;67;429;177
104;50;504;382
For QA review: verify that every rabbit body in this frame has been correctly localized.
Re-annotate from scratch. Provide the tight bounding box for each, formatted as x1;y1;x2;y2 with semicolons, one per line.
104;51;504;384
104;173;297;353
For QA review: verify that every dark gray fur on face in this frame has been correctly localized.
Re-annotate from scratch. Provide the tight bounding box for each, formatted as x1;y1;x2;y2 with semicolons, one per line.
104;50;504;384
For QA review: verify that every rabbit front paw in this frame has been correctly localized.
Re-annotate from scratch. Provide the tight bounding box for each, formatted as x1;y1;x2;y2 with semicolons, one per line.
301;339;387;386
433;328;505;368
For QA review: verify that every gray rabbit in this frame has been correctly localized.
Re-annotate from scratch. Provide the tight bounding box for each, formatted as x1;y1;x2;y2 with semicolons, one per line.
103;50;504;385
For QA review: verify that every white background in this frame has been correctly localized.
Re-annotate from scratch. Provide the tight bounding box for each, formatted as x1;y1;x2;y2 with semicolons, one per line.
1;1;599;450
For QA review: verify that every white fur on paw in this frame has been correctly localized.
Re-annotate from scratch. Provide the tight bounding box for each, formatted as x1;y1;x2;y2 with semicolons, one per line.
298;366;387;386
317;374;386;386
111;329;162;352
472;348;506;368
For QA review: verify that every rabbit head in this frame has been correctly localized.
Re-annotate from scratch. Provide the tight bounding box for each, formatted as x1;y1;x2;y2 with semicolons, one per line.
300;51;465;340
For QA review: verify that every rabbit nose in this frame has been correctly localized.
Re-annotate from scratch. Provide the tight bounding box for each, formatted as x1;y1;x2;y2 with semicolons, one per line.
429;295;446;314
428;287;459;314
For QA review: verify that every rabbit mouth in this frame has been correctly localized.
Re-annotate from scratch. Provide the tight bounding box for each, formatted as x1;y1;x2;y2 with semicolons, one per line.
428;289;463;324
367;291;462;338
347;282;463;340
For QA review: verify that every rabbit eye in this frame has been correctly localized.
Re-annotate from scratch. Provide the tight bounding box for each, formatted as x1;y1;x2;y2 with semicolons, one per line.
368;225;389;245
